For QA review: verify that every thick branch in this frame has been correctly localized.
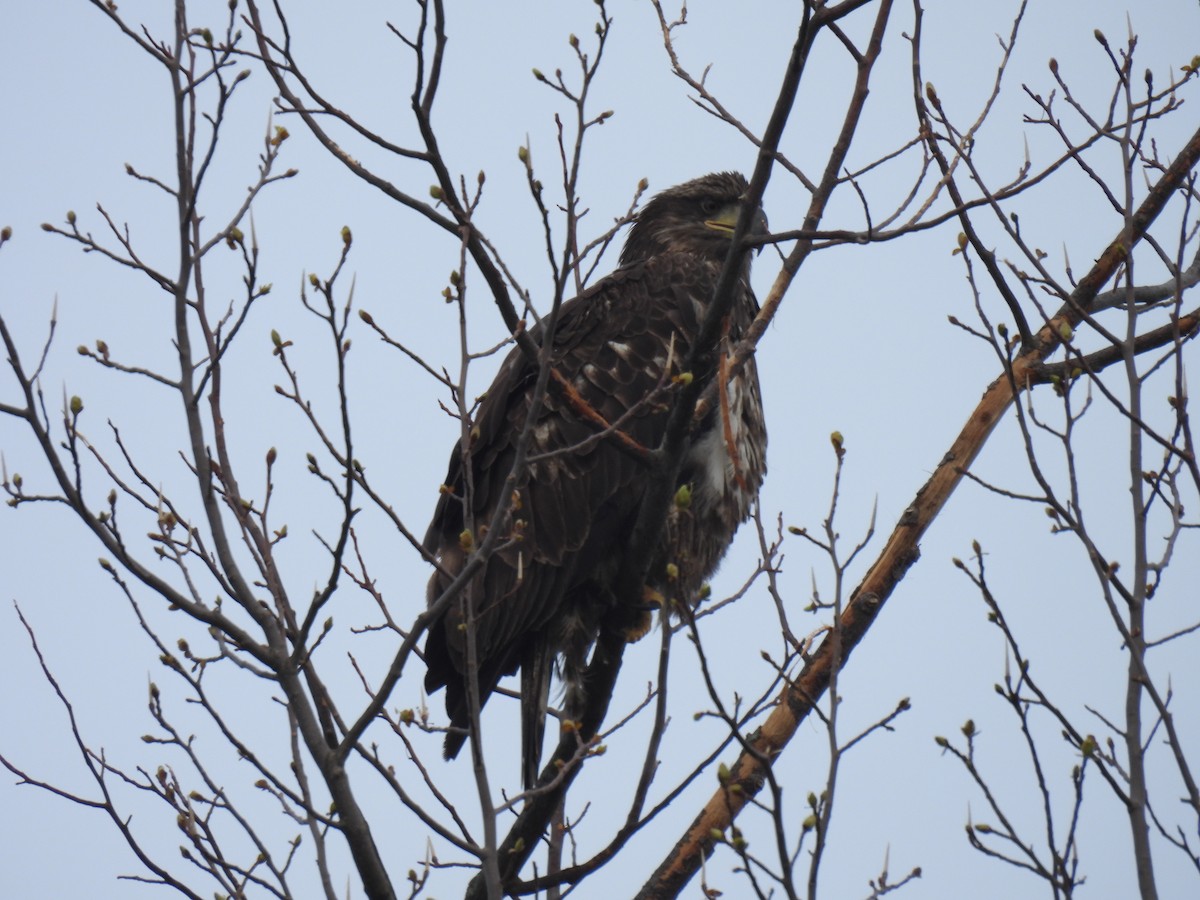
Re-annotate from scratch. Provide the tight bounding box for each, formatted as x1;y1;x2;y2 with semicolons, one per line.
635;119;1200;899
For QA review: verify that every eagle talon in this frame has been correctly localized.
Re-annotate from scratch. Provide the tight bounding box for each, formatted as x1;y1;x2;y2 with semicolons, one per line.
622;609;654;643
642;586;665;609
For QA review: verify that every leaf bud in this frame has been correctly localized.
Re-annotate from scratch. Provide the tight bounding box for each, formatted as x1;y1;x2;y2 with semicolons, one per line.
673;484;692;509
69;395;83;415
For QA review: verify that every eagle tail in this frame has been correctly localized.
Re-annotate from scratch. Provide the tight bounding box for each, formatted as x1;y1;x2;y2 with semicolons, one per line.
520;638;554;790
442;724;468;761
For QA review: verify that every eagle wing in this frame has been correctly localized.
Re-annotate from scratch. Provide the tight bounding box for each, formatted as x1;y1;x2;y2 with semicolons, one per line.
423;252;721;758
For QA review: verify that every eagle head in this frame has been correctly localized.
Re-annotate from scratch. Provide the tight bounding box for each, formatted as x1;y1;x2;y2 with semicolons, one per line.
619;171;768;266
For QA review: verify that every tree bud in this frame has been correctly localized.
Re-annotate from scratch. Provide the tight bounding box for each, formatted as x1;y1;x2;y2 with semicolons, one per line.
673;484;692;509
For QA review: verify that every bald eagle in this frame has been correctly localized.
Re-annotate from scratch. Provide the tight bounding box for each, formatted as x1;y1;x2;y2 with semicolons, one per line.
423;172;768;786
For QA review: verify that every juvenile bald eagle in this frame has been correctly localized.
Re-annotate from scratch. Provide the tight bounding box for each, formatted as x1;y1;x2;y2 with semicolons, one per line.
423;172;768;786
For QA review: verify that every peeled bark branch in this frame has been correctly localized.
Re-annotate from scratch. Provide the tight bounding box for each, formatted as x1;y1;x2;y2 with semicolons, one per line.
635;119;1200;900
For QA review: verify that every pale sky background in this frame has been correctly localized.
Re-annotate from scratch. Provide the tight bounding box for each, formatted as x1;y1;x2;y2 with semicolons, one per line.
2;1;1199;898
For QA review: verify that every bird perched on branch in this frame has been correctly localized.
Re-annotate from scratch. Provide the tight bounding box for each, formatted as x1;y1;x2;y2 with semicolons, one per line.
423;171;768;787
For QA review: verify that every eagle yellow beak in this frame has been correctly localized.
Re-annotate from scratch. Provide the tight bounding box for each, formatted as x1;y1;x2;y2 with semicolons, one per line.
703;205;740;234
705;204;769;246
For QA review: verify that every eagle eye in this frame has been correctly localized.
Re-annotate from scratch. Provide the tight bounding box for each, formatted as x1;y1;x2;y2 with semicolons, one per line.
699;198;719;216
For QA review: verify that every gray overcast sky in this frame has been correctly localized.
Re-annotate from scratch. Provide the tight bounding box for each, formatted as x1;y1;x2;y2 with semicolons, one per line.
2;1;1199;897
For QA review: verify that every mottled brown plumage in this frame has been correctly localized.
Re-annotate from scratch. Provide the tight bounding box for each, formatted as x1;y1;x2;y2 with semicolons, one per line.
423;172;767;786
